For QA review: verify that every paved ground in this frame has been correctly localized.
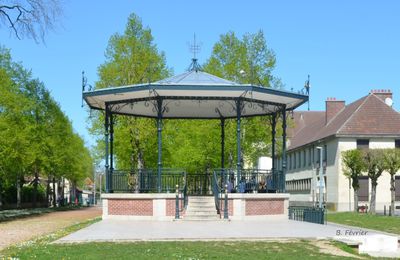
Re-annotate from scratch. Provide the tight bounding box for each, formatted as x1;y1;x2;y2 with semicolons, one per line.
0;206;101;250
57;218;383;242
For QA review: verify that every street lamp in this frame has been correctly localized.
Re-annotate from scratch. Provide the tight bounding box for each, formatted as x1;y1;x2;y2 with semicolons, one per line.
93;163;97;205
316;146;325;208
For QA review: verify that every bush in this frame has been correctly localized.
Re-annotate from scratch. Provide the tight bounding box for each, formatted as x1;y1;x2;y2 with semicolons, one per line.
2;184;46;204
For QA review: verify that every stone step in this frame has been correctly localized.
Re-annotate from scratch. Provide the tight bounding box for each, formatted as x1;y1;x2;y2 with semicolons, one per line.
184;215;220;221
185;210;218;215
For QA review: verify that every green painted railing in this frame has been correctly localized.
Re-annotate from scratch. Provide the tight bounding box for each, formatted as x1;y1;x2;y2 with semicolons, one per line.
109;169;186;193
288;206;326;225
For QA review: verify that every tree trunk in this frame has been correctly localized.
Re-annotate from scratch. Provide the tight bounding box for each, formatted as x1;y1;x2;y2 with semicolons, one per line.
390;174;395;216
16;176;21;208
32;167;38;208
370;182;377;214
353;188;359;212
71;181;76;205
52;177;56;207
60;177;65;207
46;175;51;207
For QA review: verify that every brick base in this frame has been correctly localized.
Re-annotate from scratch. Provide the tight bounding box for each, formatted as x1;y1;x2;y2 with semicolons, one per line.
245;199;284;215
108;199;153;216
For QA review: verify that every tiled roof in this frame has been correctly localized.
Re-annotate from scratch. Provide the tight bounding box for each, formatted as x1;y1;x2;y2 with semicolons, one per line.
288;93;400;150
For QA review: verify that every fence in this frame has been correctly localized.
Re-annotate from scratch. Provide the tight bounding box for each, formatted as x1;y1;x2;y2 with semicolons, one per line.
288;206;326;224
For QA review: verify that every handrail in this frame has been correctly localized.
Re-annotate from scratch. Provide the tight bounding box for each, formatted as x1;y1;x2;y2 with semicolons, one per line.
212;170;222;214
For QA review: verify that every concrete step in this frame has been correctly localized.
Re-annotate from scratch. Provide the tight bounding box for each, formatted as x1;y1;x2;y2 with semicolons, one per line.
185;210;218;215
184;215;220;221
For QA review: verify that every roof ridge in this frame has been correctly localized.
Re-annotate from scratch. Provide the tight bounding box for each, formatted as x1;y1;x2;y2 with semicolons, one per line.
370;93;400;114
337;94;370;134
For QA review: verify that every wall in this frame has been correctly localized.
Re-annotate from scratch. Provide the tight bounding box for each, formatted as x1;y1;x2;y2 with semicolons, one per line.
102;193;178;220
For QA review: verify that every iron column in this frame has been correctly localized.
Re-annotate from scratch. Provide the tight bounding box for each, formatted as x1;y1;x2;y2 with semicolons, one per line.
236;99;242;188
157;98;163;193
110;113;114;174
220;118;225;169
271;113;276;190
104;104;110;193
281;106;287;193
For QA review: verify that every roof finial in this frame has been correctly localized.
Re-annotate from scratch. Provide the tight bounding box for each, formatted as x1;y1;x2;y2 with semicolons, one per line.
188;33;202;72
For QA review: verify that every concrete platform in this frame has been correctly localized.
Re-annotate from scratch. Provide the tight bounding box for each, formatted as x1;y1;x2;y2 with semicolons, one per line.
56;218;380;242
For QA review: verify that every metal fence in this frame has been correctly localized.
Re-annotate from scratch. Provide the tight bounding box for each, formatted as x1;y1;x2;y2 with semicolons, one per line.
288;206;326;225
213;169;275;193
109;169;186;193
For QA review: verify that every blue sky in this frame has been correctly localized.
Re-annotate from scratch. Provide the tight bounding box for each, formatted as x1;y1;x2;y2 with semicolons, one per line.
1;1;400;147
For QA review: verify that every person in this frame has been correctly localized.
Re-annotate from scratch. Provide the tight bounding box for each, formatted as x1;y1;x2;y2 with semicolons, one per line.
238;177;246;193
227;179;233;193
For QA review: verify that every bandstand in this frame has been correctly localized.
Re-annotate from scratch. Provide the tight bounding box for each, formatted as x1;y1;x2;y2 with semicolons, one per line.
83;60;308;220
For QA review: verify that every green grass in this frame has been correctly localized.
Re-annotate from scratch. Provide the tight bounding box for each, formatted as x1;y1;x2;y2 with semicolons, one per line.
2;240;361;260
328;212;400;235
0;215;366;260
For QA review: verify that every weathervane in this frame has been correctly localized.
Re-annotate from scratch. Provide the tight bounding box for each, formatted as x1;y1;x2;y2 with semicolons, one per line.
304;75;310;111
188;33;202;71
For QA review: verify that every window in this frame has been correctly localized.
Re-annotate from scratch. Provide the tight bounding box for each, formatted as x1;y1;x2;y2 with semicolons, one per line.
323;144;327;163
311;146;315;165
395;140;400;149
303;150;306;167
294;152;297;169
316;148;321;165
308;147;312;166
357;139;369;150
358;176;369;202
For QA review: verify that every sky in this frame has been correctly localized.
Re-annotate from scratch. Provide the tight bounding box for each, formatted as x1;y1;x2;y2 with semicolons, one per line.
1;1;400;148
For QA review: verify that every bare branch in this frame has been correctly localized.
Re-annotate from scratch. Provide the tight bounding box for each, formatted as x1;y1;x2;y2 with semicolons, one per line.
0;0;63;43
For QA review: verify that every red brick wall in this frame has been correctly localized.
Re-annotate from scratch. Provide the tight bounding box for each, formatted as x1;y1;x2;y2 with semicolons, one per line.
108;199;153;216
245;199;284;215
219;199;233;216
166;199;175;216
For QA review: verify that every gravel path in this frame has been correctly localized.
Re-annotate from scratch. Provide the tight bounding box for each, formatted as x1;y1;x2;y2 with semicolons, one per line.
0;206;101;251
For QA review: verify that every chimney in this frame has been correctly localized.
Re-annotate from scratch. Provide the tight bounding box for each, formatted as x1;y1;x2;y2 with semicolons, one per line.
370;89;392;101
326;97;345;124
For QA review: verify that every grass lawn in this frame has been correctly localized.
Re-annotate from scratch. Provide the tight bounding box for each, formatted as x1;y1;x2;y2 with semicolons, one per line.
2;240;362;260
328;212;400;235
0;215;367;260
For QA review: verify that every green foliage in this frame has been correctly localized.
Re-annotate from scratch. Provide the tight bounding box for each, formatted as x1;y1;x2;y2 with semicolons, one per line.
362;149;385;185
90;13;170;171
0;46;92;206
383;148;400;176
341;149;364;190
91;14;283;173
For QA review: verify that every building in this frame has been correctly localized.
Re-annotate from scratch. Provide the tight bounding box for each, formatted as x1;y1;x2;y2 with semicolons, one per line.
279;90;400;211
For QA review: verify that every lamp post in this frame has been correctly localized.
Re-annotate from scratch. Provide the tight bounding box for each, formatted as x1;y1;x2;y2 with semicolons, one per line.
316;146;324;208
93;163;97;205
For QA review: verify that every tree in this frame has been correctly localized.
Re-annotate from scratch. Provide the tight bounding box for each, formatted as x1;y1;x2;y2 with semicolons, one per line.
91;13;170;171
0;0;62;42
342;149;365;212
383;148;400;216
0;46;92;208
362;149;385;214
203;30;283;168
203;30;282;88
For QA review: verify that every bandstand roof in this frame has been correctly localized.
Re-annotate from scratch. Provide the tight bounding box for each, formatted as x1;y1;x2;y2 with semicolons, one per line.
83;70;308;119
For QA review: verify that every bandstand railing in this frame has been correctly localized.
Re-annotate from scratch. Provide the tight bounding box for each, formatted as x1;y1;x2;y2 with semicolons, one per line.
109;169;186;193
107;168;284;194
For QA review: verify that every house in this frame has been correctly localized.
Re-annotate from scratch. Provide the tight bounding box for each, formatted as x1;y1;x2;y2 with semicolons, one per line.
278;90;400;211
